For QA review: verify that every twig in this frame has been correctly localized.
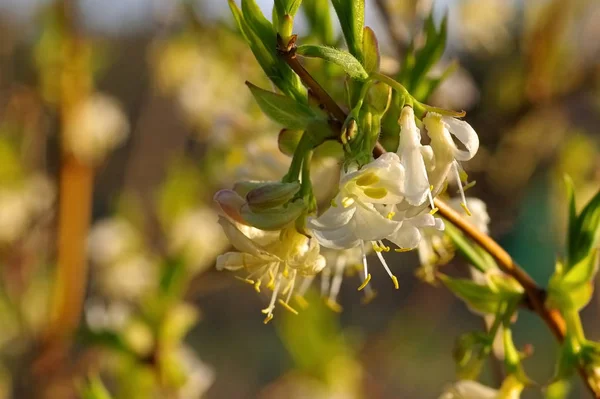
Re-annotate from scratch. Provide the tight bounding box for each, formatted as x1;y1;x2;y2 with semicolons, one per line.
277;37;600;398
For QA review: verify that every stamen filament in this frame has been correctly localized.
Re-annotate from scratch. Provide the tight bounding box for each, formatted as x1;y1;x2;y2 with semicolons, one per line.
453;161;471;216
375;247;399;290
278;299;299;315
358;240;371;290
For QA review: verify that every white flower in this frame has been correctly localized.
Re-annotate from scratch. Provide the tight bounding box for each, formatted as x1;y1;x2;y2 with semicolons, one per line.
88;218;140;267
424;112;479;214
216;217;325;323
63;93;129;165
439;380;498;399
387;208;445;251
308;152;404;250
396;106;432;206
96;254;158;301
85;299;132;332
168;208;229;273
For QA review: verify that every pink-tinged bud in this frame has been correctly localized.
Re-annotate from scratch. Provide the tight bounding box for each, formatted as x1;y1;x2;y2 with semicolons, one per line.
213;190;246;223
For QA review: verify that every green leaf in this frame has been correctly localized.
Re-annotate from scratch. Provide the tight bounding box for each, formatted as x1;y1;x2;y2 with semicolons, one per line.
247;82;318;129
362;27;380;74
274;0;302;17
565;176;578;263
241;0;276;46
330;0;365;63
548;252;597;311
301;0;334;44
570;188;600;267
296;44;368;81
278;129;304;156
439;275;517;315
229;0;305;100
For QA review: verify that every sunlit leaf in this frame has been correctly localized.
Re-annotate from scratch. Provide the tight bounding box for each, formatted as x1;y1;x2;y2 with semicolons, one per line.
296;45;369;81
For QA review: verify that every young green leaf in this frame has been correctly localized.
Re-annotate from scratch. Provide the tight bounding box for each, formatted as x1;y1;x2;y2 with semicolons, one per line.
330;0;365;62
439;274;517;315
247;82;317;129
570;188;600;268
444;223;494;274
241;0;276;46
362;27;380;74
296;44;369;81
274;0;302;17
230;0;305;100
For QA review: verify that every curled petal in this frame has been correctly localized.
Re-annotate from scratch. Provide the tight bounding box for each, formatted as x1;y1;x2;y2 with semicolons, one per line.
442;117;479;161
214;190;246;223
388;223;422;249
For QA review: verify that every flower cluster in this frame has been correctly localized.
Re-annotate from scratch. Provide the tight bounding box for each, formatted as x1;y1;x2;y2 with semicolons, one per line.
214;105;479;321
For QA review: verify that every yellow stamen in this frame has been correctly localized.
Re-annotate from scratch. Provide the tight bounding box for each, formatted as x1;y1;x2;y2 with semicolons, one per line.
363;187;388;199
356;172;380;187
282;264;289;278
267;269;276;290
294;295;309;309
341;196;355;208
263;314;274;324
254;280;262;293
395;247;414;253
386;211;395;220
235;276;255;285
325;298;343;313
391;275;399;290
430;185;434;191
282;279;294;296
357;273;372;291
429;207;439;215
278;299;299;315
459;169;469;183
460;202;472;216
372;242;383;252
361;290;377;304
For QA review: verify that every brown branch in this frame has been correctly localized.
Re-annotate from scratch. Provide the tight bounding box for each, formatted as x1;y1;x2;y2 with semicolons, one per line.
277;37;600;398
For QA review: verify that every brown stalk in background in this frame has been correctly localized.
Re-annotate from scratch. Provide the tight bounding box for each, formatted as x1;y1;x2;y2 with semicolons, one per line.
34;0;94;393
277;35;600;398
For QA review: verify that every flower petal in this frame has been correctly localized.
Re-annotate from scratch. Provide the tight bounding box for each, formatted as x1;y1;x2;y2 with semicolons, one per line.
307;201;356;230
216;252;266;271
443;117;479;161
217;217;275;260
353;203;400;241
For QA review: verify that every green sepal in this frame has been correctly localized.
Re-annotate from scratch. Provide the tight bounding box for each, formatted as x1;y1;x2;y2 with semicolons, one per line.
296;45;369;81
246;82;318;129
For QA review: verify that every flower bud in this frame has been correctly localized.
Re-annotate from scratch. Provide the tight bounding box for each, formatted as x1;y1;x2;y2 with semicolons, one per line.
240;199;305;231
246;181;300;212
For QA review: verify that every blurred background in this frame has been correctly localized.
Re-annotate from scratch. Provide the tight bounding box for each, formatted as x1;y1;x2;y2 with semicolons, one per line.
0;0;599;398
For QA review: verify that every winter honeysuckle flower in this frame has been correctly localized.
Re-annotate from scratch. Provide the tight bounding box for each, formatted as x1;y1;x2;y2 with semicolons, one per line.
216;216;325;323
308;153;404;249
396;106;434;208
308;153;404;290
423;112;479;214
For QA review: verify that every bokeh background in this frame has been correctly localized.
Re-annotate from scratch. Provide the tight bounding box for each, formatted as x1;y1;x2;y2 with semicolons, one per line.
0;0;599;398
